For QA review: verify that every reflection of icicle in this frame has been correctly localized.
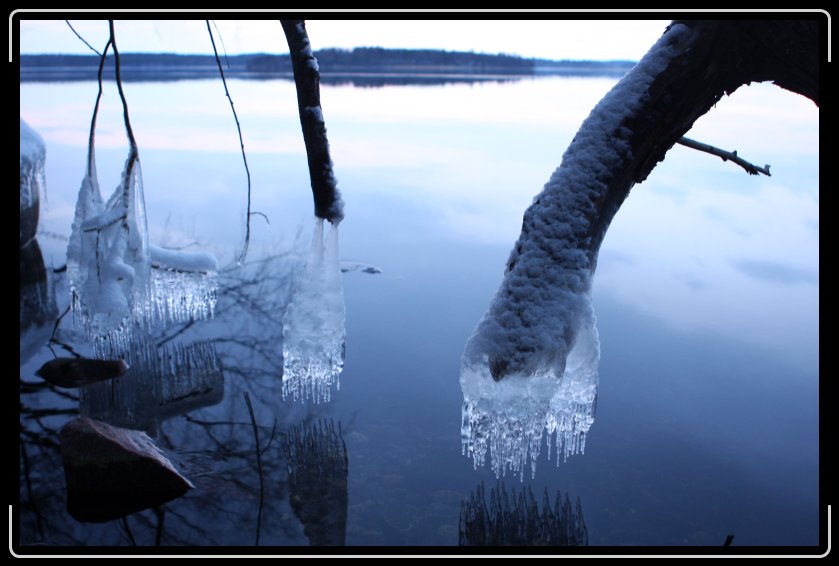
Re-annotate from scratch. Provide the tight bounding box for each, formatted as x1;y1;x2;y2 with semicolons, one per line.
80;338;224;430
460;301;599;480
282;218;346;403
283;419;348;546
459;482;588;546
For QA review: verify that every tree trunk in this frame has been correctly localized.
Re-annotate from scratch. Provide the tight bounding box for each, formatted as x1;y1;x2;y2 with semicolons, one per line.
281;19;345;224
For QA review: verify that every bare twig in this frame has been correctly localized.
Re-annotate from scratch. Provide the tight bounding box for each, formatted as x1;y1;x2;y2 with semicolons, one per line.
251;211;270;224
677;136;771;176
243;392;264;546
108;21;137;151
65;20;101;56
88;34;112;176
207;20;256;266
210;20;231;70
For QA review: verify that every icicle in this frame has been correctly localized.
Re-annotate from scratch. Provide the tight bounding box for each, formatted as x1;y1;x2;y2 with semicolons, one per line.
460;301;600;480
143;245;219;327
282;218;346;403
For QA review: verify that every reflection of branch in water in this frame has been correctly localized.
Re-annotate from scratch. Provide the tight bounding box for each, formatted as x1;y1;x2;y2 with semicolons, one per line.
19;441;44;540
283;419;348;546
244;392;265;546
459;482;588;547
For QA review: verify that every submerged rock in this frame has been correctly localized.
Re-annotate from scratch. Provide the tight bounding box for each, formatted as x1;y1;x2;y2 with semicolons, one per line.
36;358;129;388
59;416;194;523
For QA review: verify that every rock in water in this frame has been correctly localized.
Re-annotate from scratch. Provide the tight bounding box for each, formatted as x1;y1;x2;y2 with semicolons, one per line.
36;358;129;388
59;417;194;523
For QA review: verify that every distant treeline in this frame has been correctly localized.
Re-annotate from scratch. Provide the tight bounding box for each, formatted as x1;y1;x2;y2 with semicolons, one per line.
19;48;636;83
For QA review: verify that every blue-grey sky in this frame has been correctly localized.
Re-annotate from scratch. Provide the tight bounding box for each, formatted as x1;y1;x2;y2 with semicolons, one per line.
16;18;671;61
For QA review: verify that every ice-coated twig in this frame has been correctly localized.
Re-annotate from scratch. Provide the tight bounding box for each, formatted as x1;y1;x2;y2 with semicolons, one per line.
677;136;770;176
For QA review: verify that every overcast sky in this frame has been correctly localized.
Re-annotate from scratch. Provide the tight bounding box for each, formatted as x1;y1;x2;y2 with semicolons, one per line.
16;18;672;61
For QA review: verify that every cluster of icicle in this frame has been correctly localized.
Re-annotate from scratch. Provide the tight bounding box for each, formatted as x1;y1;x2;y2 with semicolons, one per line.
461;304;600;480
66;144;218;359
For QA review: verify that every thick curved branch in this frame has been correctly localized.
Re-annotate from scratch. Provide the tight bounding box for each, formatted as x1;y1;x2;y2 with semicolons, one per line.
280;19;344;224
469;20;819;380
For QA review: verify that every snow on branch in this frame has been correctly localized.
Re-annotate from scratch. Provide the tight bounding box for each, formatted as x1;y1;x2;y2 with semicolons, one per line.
677;136;770;176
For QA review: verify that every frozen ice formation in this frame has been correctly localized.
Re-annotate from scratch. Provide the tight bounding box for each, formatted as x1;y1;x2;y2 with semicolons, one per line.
20;119;58;364
461;303;599;480
67;150;218;357
461;24;689;479
282;218;346;403
20;118;46;247
67;149;152;356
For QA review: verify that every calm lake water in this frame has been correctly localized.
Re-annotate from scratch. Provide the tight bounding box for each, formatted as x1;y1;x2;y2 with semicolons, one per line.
19;73;819;551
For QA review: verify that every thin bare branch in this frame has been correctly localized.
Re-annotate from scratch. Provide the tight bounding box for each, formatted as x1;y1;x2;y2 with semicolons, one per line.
210;20;231;69
677;136;771;176
65;20;101;56
108;20;137;151
207;20;257;266
88;35;112;176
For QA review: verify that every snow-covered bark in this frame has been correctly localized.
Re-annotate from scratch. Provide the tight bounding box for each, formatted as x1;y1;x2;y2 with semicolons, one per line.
463;24;691;383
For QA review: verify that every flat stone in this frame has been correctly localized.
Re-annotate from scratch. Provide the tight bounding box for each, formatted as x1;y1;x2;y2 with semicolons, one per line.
59;417;193;523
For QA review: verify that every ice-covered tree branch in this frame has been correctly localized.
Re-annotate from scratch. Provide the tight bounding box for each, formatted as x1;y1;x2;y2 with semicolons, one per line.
677;136;771;176
280;19;344;224
468;20;819;381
